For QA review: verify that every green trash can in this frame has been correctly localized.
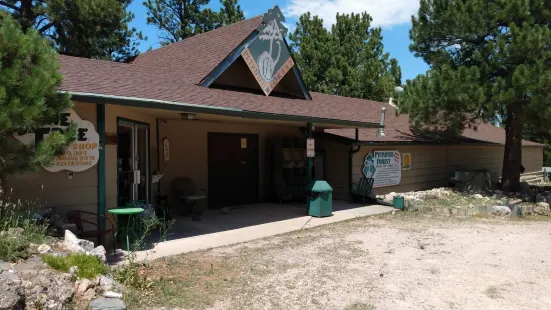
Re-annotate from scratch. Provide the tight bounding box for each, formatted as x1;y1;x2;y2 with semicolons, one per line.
309;181;333;217
393;196;405;209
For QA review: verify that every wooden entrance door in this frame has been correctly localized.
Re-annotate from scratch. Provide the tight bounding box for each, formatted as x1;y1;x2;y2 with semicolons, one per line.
208;133;259;208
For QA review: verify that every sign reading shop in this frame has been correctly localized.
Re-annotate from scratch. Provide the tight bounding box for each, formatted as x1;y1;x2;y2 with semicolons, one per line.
15;109;99;172
362;150;402;187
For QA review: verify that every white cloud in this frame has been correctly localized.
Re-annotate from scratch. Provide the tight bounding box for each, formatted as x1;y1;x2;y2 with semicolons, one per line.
283;0;419;29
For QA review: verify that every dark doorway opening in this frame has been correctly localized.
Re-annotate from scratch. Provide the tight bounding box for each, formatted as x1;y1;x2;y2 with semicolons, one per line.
207;133;259;209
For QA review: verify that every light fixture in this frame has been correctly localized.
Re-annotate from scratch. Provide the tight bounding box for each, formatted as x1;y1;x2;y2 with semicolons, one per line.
180;113;196;120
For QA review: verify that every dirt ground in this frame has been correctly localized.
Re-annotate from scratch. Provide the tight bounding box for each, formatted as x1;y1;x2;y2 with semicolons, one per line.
131;214;551;310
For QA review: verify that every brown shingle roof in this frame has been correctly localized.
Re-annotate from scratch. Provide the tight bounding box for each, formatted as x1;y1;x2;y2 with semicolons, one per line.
325;102;543;147
57;16;543;147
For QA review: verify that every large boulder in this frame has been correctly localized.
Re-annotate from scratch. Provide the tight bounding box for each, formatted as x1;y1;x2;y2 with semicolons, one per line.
95;275;124;294
89;297;126;310
22;269;75;310
90;246;107;264
0;278;24;310
64;230;94;253
490;205;511;216
534;202;550;216
37;244;53;254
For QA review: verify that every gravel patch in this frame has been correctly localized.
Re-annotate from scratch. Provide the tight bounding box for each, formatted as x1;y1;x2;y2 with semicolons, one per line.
137;215;551;310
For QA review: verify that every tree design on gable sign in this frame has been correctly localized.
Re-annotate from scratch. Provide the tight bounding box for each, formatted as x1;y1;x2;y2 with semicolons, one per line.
240;6;295;96
257;7;288;82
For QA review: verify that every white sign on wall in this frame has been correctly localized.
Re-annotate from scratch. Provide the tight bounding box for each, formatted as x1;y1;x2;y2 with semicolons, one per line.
306;138;315;158
362;150;401;187
14;109;99;172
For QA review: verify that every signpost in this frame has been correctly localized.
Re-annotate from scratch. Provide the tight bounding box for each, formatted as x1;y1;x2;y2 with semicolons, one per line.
14;109;100;172
362;150;402;187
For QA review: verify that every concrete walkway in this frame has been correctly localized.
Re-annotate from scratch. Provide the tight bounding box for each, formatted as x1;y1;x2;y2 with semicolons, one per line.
133;204;394;261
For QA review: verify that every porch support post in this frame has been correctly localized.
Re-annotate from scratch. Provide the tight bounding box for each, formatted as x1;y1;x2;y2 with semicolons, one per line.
97;104;106;230
348;128;361;203
306;122;313;214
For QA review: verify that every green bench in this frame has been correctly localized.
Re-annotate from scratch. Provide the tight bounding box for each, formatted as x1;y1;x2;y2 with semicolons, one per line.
350;177;375;204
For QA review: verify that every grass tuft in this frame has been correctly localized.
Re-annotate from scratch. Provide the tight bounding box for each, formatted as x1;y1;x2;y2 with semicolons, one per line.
42;253;108;279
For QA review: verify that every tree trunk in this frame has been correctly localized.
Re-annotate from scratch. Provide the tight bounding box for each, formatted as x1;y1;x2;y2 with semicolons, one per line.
0;174;6;202
19;0;34;31
501;104;523;192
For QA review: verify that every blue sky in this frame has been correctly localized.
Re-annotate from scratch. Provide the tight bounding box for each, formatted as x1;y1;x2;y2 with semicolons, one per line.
128;0;429;82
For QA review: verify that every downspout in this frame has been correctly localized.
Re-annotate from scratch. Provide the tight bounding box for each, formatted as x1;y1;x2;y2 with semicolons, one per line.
97;104;106;230
348;128;361;202
156;118;161;195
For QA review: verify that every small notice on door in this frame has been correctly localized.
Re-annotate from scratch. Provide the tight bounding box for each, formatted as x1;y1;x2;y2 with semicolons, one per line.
306;138;315;158
241;138;247;149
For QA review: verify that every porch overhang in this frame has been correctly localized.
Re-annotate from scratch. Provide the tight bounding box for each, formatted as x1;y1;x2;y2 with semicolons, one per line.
62;91;383;129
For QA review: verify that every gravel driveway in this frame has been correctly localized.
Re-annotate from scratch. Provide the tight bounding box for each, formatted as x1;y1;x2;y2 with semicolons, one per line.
138;215;551;310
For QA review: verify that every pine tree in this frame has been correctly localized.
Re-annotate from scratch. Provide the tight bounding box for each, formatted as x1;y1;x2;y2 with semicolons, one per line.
290;12;401;102
0;0;143;61
143;0;245;45
0;12;74;199
218;0;244;27
400;0;551;192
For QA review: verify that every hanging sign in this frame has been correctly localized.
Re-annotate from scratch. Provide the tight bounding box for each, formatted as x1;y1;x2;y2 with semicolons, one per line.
362;150;401;187
402;153;412;170
163;138;170;161
14;109;99;172
306;138;315;158
241;6;294;96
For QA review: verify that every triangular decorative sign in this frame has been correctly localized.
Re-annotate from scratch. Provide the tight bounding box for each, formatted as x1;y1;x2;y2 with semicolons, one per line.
241;6;295;96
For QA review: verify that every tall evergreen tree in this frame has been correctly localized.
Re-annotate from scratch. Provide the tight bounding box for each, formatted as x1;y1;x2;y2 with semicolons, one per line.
0;0;143;61
400;0;551;192
0;12;74;198
218;0;244;26
143;0;245;45
290;12;401;102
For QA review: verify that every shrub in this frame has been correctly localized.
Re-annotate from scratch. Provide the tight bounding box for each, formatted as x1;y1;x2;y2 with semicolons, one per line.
0;200;49;261
42;253;108;279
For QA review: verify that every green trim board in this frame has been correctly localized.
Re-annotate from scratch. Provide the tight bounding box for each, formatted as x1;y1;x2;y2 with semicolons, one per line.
65;91;382;129
97;104;106;230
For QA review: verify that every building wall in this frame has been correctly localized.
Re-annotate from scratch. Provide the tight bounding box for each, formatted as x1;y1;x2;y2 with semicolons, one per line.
158;120;301;208
316;138;349;200
345;144;543;197
7;103;99;215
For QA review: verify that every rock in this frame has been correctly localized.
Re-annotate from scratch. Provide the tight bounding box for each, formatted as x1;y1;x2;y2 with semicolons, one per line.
490;205;511;216
37;244;53;254
0;279;24;310
22;268;74;310
0;270;20;282
536;194;546;203
12;263;37;276
0;260;11;272
69;266;79;277
81;288;96;302
64;230;94;253
473;194;484;199
7;227;24;236
508;199;523;206
96;275;124;294
519;182;532;195
51;251;69;258
103;291;122;299
384;192;397;202
89;297;126;310
534;202;550;216
76;279;94;295
90;246;107;264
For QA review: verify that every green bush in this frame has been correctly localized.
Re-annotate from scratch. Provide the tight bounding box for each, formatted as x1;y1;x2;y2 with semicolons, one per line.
0;200;48;261
42;253;108;279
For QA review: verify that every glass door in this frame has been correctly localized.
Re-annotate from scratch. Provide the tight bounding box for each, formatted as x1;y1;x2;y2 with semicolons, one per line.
117;120;150;207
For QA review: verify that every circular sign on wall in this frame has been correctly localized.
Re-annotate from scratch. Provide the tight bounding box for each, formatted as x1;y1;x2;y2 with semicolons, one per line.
14;109;100;172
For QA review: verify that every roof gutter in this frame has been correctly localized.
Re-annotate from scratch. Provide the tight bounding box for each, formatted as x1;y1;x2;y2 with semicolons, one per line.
62;91;382;129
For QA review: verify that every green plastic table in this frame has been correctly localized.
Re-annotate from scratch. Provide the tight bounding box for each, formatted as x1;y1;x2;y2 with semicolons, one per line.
108;207;144;252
